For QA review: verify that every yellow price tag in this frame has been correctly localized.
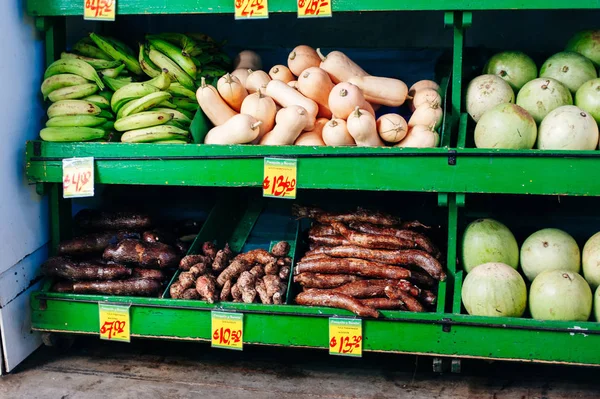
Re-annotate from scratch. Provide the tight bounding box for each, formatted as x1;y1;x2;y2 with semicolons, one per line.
297;0;332;18
62;157;94;199
329;318;362;357
84;0;116;21
99;303;130;342
235;0;269;19
211;311;243;350
263;158;297;199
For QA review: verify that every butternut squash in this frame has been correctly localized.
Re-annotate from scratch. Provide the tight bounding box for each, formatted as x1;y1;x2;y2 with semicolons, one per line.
328;82;375;120
260;105;309;145
317;48;368;84
245;69;271;94
233;50;262;70
196;77;237;126
322;117;355;146
240;88;277;138
294;118;328;146
395;125;438;148
348;76;408;107
410;88;442;112
346;107;384;147
231;68;251;87
204;114;262;145
287;45;321;77
269;65;295;83
376;113;408;143
265;79;318;130
408;102;443;130
408;80;440;97
298;67;333;119
288;80;299;90
217;73;248;112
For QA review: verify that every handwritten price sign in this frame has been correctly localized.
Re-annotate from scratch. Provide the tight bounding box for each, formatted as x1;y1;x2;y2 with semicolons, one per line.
62;157;94;198
263;158;297;199
98;303;130;342
84;0;116;21
329;318;362;357
235;0;269;19
297;0;332;18
211;311;243;350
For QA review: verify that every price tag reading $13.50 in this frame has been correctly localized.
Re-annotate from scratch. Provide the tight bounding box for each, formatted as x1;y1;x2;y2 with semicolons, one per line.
297;0;332;18
235;0;269;19
84;0;116;21
99;303;130;342
329;318;362;357
62;157;94;198
211;311;244;350
263;158;297;199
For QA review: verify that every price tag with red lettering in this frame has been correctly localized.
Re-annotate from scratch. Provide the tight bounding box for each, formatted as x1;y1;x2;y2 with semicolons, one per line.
235;0;269;19
211;311;243;350
62;157;94;198
84;0;116;21
297;0;332;18
263;158;297;199
99;303;130;342
329;318;362;357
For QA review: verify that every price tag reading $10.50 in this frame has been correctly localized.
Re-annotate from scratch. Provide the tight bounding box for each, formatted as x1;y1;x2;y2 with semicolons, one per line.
84;0;116;21
62;157;94;198
235;0;269;19
297;0;332;18
263;158;297;199
99;303;130;342
329;318;362;357
211;311;244;350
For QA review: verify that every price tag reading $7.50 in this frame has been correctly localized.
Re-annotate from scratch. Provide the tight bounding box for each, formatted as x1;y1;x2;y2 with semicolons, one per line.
62;157;94;198
329;318;362;357
99;303;130;342
297;0;332;18
211;311;243;350
84;0;116;21
235;0;269;19
263;157;297;199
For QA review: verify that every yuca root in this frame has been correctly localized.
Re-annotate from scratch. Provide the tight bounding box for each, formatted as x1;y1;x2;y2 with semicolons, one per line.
294;273;363;288
360;298;407;310
348;222;440;258
293;205;400;226
295;291;380;318
384;285;425;312
296;257;411;280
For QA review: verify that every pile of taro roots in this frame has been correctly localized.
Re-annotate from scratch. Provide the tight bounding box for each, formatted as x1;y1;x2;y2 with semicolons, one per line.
170;241;291;304
45;210;199;297
292;205;446;318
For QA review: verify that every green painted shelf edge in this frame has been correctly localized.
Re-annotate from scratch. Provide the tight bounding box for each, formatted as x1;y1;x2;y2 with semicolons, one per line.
26;0;600;16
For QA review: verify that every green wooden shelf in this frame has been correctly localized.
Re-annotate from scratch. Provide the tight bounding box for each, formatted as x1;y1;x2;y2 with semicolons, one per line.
26;0;600;16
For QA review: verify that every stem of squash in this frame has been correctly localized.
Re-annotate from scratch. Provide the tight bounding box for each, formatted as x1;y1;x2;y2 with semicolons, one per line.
316;48;326;61
353;106;361;118
251;121;263;130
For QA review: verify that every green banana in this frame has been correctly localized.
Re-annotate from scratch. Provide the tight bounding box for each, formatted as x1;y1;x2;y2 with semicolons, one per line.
73;39;112;60
176;108;194;120
171;97;199;112
90;33;143;76
99;64;126;78
186;33;216;44
211;52;232;66
99;121;115;131
98;109;115;119
147;70;171;90
147;38;197;80
60;52;122;70
114;111;173;131
46;115;107;128
121;125;189;143
103;76;131;91
167;83;196;99
84;95;111;109
118;91;172;119
44;59;105;90
152;108;192;124
147;33;198;56
164;120;189;130
138;44;161;78
148;48;196;91
40;127;106;142
47;100;102;118
111;83;160;113
97;90;113;101
155;139;188;144
41;74;89;99
157;100;177;109
105;36;136;57
48;83;99;102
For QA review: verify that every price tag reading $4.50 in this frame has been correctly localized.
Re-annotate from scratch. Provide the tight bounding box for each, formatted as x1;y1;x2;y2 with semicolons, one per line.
297;0;332;18
99;303;130;342
84;0;116;21
329;318;362;357
211;311;243;350
263;157;297;199
235;0;269;19
62;157;94;198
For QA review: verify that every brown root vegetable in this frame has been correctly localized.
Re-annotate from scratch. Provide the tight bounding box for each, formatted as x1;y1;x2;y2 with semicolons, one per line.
384;285;425;312
196;274;217;303
348;222;440;258
249;264;266;278
407;269;437;287
58;278;162;297
220;280;232;302
331;222;417;250
103;239;180;269
216;258;252;287
142;229;176;245
255;278;272;304
58;231;141;256
264;274;282;297
264;260;279;275
360;298;407;310
74;209;153;231
331;279;394;298
271;241;290;257
299;254;331;262
238;271;257;303
231;282;242;302
42;257;132;281
237;249;277;265
296;257;411;280
292;205;400;226
181;288;201;300
308;224;337;237
189;263;207;277
399;220;431;230
294;273;363;288
170;282;185;298
212;243;233;273
132;268;165;280
394;279;421;298
279;265;291;281
202;241;218;259
309;235;351;247
178;271;196;290
295;291;380;318
307;245;446;281
180;254;210;271
419;289;437;307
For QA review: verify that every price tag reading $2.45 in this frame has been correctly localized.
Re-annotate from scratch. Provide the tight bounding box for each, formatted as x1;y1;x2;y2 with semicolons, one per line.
329;318;362;357
99;303;130;342
235;0;269;19
62;157;94;198
297;0;332;18
263;158;297;199
211;311;243;350
84;0;116;21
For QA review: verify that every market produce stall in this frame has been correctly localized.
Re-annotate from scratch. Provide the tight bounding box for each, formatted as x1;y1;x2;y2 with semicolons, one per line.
23;0;600;370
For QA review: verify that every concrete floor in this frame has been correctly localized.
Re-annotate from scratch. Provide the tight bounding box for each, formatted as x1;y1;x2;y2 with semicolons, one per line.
1;337;599;399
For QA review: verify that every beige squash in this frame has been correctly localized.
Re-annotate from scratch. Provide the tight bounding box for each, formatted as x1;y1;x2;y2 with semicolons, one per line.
287;45;321;77
260;105;310;145
297;67;333;119
196;77;237;126
217;73;248;112
240;88;277;138
346;107;384;147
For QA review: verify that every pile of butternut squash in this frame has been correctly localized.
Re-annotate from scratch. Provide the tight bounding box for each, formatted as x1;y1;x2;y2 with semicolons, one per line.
196;46;443;147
